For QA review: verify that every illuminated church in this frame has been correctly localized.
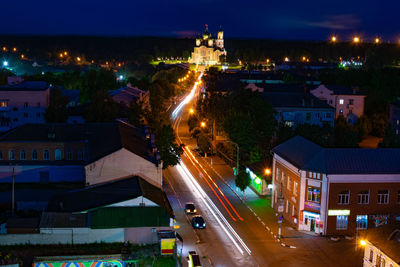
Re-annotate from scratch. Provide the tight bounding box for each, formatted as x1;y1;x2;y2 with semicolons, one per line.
189;25;226;65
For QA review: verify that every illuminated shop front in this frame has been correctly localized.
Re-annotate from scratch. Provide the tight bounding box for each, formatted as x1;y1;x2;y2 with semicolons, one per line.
301;210;323;234
245;167;271;196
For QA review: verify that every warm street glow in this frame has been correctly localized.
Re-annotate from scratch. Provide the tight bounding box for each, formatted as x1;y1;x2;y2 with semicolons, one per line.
284;57;289;62
2;47;6;51
375;38;380;44
360;240;366;246
76;56;81;61
265;168;271;175
353;36;360;43
266;58;270;63
189;108;194;114
302;56;306;61
20;54;24;59
64;51;68;55
201;121;206;127
331;36;337;42
59;53;63;58
12;47;17;52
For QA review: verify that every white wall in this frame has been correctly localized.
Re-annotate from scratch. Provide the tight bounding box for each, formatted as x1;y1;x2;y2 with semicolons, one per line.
363;241;399;267
0;228;124;245
85;148;162;188
124;227;172;244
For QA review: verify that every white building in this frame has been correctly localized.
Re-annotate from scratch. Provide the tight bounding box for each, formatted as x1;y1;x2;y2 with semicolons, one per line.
361;223;400;267
310;84;366;124
189;25;226;66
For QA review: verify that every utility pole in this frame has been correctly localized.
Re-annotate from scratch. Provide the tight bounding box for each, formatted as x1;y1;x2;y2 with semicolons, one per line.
226;140;239;175
11;166;15;217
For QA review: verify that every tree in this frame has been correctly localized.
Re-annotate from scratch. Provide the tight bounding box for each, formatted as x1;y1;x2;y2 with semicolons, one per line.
154;124;183;169
84;91;118;122
235;170;251;199
127;100;144;127
197;133;211;155
334;116;359;147
355;115;372;140
379;124;400;147
44;87;69;123
187;114;199;132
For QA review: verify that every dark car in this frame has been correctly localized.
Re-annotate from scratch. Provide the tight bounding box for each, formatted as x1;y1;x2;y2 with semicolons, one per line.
191;215;206;229
185;202;197;214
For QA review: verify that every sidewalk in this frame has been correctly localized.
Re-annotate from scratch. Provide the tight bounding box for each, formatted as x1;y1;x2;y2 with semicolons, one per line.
199;153;318;248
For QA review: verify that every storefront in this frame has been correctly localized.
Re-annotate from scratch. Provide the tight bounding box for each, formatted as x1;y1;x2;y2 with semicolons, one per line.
245;167;270;196
301;211;323;234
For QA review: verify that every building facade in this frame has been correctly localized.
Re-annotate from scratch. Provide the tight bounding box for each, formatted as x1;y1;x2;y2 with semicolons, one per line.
0;81;49;131
310;84;366;124
189;25;226;66
271;136;400;236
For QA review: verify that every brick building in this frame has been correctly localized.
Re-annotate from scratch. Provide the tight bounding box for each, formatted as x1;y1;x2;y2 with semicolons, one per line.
271;136;400;236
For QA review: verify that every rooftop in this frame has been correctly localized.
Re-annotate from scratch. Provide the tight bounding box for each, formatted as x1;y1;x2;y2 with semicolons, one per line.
262;92;334;109
0;120;159;165
360;222;400;264
47;176;174;217
0;81;48;91
273;136;400;174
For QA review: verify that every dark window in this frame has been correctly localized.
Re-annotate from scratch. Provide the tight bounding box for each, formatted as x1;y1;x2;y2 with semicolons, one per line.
306;112;311;121
338;190;350;204
37;112;41;118
349;99;354;105
24;102;28;108
66;150;73;160
43;150;49;160
20;150;26;160
0;150;3;160
358;191;369;204
37;102;41;107
32;150;38;160
377;190;389;204
23;113;28;118
78;150;84;160
55;149;62;160
9;150;15;160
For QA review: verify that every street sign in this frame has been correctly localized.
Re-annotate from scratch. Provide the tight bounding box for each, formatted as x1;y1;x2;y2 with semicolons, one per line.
278;206;284;213
278;215;283;223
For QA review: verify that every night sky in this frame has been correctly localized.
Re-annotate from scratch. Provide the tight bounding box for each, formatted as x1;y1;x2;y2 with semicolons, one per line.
2;0;399;41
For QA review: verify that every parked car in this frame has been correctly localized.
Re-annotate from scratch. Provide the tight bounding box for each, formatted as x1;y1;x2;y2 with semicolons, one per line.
191;215;206;229
185;202;197;214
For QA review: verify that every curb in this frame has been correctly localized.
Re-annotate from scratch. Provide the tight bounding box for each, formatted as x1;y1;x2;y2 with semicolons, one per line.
201;156;296;249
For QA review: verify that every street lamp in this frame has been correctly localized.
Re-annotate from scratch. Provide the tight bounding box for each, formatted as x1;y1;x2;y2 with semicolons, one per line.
353;36;360;43
360;240;366;246
265;168;271;175
375;38;380;44
189;108;194;114
200;121;206;128
331;36;337;42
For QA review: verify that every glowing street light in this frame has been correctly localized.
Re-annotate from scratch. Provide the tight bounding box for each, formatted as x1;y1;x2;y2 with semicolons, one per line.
2;47;6;52
331;36;337;42
265;168;271;175
64;51;68;56
76;57;81;62
12;47;17;52
20;54;24;59
2;61;8;67
360;240;366;246
59;53;64;58
284;57;289;62
266;58;270;63
353;36;360;43
201;121;206;128
375;38;380;44
189;108;194;114
302;56;306;61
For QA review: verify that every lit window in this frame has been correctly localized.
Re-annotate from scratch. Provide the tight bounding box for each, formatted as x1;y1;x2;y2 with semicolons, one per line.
55;149;62;160
20;150;26;160
307;187;321;202
32;150;38;160
339;99;344;104
358;191;369;204
287;176;291;190
369;249;373;262
336;215;348;230
9;150;15;160
356;215;368;229
338;190;350;204
349;99;354;105
0;101;8;107
293;181;298;196
377;190;389;204
43;150;49;160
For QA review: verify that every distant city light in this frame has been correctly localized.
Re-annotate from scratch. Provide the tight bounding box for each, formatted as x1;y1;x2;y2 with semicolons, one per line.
201;121;206;127
2;61;8;67
375;38;380;44
76;57;81;62
119;75;124;80
64;51;68;56
302;56;306;61
265;168;271;175
360;240;367;246
12;47;17;52
20;54;24;59
266;58;270;63
2;47;6;52
284;57;289;62
353;36;360;43
41;71;45;75
59;53;63;58
331;36;337;42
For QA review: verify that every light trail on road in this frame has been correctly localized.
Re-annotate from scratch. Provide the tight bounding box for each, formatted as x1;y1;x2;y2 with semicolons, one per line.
176;162;252;256
172;72;203;119
170;71;252;257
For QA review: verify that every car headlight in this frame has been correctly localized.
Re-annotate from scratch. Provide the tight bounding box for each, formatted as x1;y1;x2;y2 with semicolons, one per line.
193;209;197;212
196;223;199;227
186;209;190;212
203;223;206;227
